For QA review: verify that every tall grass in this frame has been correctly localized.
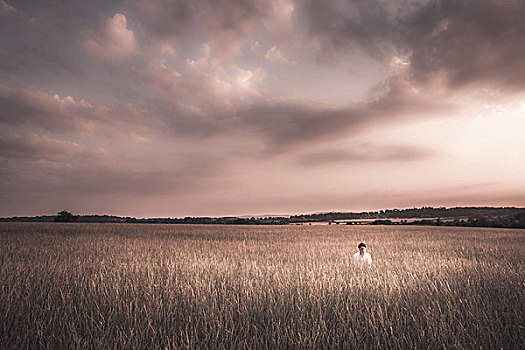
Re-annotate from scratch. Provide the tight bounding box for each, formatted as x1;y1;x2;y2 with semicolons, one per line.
1;223;524;349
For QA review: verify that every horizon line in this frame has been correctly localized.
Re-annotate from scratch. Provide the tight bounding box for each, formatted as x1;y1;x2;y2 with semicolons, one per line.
2;205;524;220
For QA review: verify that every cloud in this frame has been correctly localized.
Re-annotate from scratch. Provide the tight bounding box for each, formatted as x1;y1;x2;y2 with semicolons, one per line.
296;0;525;92
126;76;453;157
263;0;300;46
0;84;157;139
0;0;30;22
0;85;84;132
85;13;137;61
405;0;525;91
0;0;104;81
297;144;435;166
0;129;225;198
295;0;408;63
123;44;453;154
128;0;272;58
264;46;297;65
0;132;105;162
225;75;454;153
0;85;227;202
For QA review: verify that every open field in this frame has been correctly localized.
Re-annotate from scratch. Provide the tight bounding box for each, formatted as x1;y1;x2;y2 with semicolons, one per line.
1;223;524;349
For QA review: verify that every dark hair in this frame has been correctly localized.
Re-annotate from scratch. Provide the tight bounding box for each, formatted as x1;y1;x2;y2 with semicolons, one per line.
358;243;366;249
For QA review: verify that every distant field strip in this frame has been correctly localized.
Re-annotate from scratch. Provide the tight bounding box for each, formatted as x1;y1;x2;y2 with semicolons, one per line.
1;223;524;349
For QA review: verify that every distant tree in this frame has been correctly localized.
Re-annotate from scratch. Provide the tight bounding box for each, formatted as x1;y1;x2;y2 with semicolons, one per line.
371;219;393;225
55;210;77;222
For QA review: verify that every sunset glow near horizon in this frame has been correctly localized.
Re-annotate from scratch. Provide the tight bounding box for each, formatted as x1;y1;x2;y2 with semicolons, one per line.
1;0;524;218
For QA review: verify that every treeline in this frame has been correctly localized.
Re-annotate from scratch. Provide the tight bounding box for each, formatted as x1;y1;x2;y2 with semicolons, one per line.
0;213;289;225
289;206;524;222
1;207;524;229
369;210;525;229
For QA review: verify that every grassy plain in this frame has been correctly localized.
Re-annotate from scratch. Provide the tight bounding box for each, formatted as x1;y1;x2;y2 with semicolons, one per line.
1;223;524;349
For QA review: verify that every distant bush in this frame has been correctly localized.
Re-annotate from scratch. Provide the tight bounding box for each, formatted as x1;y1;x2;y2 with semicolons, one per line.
54;210;77;222
370;219;393;225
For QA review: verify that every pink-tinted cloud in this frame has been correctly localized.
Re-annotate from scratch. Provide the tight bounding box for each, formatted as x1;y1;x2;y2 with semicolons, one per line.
264;46;297;65
0;0;29;22
296;0;525;91
85;13;137;61
0;129;226;198
296;144;436;167
128;0;272;58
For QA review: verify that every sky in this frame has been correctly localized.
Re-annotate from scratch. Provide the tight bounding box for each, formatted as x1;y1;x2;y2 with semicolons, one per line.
1;0;524;218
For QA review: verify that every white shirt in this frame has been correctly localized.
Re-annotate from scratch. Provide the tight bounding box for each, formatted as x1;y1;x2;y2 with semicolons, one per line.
354;251;372;266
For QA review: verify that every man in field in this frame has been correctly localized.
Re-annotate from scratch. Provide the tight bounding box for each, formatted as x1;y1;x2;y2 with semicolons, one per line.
354;242;372;267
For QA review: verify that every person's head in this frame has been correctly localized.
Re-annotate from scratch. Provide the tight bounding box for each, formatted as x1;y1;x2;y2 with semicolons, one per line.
358;243;366;254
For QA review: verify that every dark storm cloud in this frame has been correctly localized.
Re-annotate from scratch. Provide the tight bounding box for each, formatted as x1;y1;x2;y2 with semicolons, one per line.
297;144;435;167
405;0;525;90
295;0;408;61
296;0;525;91
229;76;453;153
146;80;452;155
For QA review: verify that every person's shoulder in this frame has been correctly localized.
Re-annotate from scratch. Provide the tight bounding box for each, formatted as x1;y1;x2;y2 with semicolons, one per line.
353;251;360;257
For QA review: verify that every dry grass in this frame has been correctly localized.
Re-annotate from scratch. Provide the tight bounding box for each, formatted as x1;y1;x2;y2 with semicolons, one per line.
1;223;524;349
